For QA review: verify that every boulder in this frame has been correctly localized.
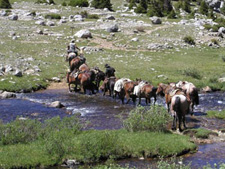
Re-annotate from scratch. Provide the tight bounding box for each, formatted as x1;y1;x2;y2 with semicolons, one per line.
13;69;23;77
151;17;162;24
0;10;7;16
35;20;46;26
5;65;13;73
74;15;84;21
218;77;225;83
106;15;115;20
0;91;16;99
106;24;119;32
46;21;55;26
52;77;61;82
202;86;212;93
75;29;92;38
9;14;18;20
49;101;65;108
218;27;225;34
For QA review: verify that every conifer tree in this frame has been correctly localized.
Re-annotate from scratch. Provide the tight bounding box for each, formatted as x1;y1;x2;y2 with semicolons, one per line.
200;0;208;15
91;0;113;11
0;0;11;8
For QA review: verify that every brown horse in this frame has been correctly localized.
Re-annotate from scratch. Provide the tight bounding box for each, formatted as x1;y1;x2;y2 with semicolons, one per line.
156;83;187;113
120;81;139;104
93;68;105;90
79;63;89;72
176;81;199;113
134;83;157;105
170;94;189;132
67;70;96;94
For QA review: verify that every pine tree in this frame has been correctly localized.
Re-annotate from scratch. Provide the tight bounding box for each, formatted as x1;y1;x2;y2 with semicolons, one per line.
200;0;208;15
183;0;191;13
91;0;113;11
140;0;147;10
163;0;173;14
0;0;11;8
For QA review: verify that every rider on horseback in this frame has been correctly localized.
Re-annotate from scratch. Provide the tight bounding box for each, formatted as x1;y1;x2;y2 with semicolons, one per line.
105;64;115;78
68;39;80;56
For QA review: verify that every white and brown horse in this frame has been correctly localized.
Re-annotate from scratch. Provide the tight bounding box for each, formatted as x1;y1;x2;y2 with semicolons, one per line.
170;94;190;132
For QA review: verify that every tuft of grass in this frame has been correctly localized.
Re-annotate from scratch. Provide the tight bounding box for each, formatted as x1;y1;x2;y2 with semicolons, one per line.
207;110;225;119
45;13;61;19
183;36;195;45
181;68;202;80
183;128;217;139
123;106;171;132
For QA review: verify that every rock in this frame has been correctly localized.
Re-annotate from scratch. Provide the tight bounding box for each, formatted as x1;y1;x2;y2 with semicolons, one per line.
218;77;225;83
52;77;61;82
13;69;23;77
0;10;7;16
0;91;16;99
69;15;74;20
0;71;4;76
12;36;18;40
9;31;16;36
59;19;67;24
151;16;162;24
131;37;139;42
9;14;18;20
36;29;43;35
206;0;221;9
106;15;115;20
75;29;92;38
106;24;119;32
46;21;55;26
18;117;28;120
218;27;225;34
63;159;79;168
202;86;212;93
35;20;46;26
49;101;65;108
74;15;84;21
5;65;13;73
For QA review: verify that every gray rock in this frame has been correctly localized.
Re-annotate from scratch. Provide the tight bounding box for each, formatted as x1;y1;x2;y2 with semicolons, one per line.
151;17;162;24
9;31;16;36
49;101;65;108
36;29;43;35
52;77;61;82
14;69;23;77
218;27;225;34
59;19;67;24
131;37;139;42
218;77;225;83
9;14;18;20
0;71;4;76
46;21;55;26
0;91;16;99
0;10;7;16
5;65;13;73
74;15;83;21
35;20;46;26
206;0;221;9
106;24;119;32
69;15;74;20
12;36;18;40
202;86;212;93
106;15;115;20
75;29;92;38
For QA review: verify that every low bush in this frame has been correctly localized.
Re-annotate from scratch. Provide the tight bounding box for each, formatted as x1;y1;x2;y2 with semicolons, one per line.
61;1;67;6
79;10;99;19
69;0;89;7
45;13;61;19
183;36;195;45
181;68;202;80
123;106;171;132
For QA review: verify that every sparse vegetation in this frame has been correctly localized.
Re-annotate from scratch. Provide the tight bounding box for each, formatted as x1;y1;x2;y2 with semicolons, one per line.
181;68;202;80
183;128;217;139
183;36;195;45
207;110;225;119
45;13;61;19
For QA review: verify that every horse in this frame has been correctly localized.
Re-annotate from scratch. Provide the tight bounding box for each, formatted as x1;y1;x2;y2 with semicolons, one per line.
113;78;131;103
100;77;116;97
67;70;96;94
156;83;187;113
176;81;199;113
120;80;138;104
93;67;105;90
79;63;89;72
69;56;86;72
133;81;157;105
170;94;190;132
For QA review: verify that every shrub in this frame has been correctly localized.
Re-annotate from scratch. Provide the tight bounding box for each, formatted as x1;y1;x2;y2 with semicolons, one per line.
91;0;113;11
61;1;67;6
0;0;11;9
123;106;171;132
167;9;176;19
147;4;163;17
181;68;202;80
183;36;195;45
45;13;61;19
69;0;89;7
79;11;99;19
200;0;208;15
134;5;147;13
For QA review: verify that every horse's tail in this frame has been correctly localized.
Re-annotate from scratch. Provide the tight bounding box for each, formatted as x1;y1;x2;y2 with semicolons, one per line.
152;87;157;94
174;96;181;113
193;89;199;105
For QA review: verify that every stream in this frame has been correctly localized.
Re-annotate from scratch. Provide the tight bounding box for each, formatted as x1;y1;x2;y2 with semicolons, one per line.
1;88;225;168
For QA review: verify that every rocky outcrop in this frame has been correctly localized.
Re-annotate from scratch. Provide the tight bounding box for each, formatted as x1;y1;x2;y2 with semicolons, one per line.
75;29;92;38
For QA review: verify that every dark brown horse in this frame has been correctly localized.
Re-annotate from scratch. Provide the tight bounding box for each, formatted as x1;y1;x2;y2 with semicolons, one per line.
100;77;116;97
120;81;138;104
93;68;105;90
79;63;89;72
67;70;96;94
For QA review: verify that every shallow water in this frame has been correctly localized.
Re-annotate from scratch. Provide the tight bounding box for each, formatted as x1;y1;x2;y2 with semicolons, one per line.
1;89;225;168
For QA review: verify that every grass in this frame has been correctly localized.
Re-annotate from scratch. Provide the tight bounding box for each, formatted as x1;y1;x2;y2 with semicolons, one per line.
207;110;225;119
0;113;196;168
183;128;217;139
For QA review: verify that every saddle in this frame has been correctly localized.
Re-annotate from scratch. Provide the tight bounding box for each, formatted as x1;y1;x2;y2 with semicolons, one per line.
169;89;185;97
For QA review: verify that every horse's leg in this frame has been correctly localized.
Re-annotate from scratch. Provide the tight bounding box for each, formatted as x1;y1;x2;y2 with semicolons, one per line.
172;115;176;130
178;113;183;132
138;96;141;105
68;83;72;92
126;93;131;104
183;115;187;130
153;95;157;105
